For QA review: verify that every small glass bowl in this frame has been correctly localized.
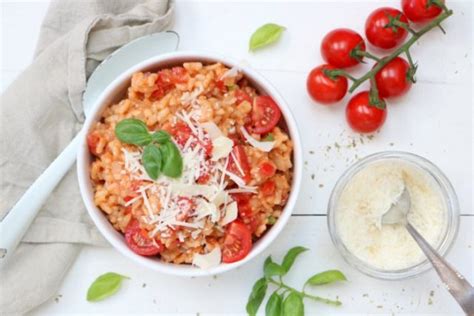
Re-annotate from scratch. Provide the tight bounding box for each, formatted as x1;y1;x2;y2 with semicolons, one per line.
327;151;460;280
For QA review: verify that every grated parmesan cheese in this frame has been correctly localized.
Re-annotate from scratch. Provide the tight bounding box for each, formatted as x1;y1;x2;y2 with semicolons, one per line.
335;160;448;270
192;246;221;269
240;126;275;152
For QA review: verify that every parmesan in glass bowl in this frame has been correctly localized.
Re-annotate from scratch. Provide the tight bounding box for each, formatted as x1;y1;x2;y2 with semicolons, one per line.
327;151;459;280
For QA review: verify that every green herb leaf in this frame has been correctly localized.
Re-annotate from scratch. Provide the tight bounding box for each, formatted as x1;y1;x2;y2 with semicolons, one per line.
246;277;268;316
267;215;276;225
282;291;304;316
249;23;286;52
115;118;152;146
151;130;171;144
264;256;286;278
305;270;347;286
266;291;283;316
263;133;275;141
142;144;162;180
281;246;308;274
160;141;183;178
86;272;129;302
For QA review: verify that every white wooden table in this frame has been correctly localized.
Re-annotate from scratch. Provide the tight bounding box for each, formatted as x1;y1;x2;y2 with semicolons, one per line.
1;0;473;315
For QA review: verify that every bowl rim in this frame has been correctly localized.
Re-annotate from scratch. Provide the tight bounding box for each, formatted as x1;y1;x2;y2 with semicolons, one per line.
77;51;303;277
326;150;460;280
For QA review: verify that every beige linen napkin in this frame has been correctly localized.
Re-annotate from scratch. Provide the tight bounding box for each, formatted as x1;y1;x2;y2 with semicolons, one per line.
0;0;173;314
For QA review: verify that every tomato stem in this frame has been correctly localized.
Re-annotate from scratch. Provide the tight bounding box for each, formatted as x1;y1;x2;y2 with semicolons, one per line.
324;68;357;82
268;279;342;306
347;7;453;94
353;49;381;62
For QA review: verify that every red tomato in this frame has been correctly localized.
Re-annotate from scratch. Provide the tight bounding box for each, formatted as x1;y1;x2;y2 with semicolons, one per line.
176;197;195;221
365;7;409;49
259;161;276;178
374;57;412;98
232;193;253;218
125;220;163;256
321;28;366;68
249;96;282;134
222;221;252;263
170;121;212;156
261;180;276;196
306;64;348;104
228;145;251;184
346;91;387;133
170;66;187;83
235;90;253;104
215;80;226;92
151;67;187;100
402;0;443;23
87;132;100;156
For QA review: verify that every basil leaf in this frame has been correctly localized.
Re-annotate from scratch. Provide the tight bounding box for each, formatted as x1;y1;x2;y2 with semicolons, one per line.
265;291;283;316
142;144;162;180
246;277;268;316
115;118;151;146
160;141;183;178
249;23;286;52
305;269;347;286
264;256;286;278
263;133;275;141
151;130;171;144
86;272;129;302
282;292;304;316
281;246;308;273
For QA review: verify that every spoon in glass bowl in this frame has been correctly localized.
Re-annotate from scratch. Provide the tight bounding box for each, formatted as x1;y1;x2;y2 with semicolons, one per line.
382;186;474;315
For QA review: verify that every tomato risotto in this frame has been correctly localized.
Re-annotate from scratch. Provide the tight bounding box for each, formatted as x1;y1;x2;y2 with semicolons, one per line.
88;62;293;268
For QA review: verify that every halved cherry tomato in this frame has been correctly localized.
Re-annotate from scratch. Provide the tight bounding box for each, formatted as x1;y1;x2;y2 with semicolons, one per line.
402;0;443;23
259;161;276;178
260;180;276;196
222;221;252;263
232;193;259;233
365;7;409;49
87;132;100;156
321;28;366;68
235;90;253;104
249;96;282;134
228;145;251;184
125;220;163;256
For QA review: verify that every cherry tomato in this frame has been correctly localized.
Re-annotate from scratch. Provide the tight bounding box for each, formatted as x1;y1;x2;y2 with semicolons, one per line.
365;7;409;49
249;96;282;134
228;145;251;184
87;132;100;156
215;80;227;93
374;57;412;98
170;121;212;156
125;220;163;256
402;0;443;23
306;64;348;104
235;89;253;104
151;67;187;100
321;28;366;68
176;197;195;221
260;180;276;196
232;193;259;233
346;91;387;133
259;161;276;178
222;221;252;263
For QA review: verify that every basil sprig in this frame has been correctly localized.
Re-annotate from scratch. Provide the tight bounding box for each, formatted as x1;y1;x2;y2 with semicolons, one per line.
115;118;183;180
246;246;346;316
86;272;129;302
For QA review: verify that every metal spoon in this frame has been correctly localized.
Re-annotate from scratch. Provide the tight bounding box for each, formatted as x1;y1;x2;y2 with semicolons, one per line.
382;187;474;315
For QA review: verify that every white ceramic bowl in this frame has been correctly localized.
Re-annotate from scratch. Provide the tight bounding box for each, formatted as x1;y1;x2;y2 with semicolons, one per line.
77;51;303;276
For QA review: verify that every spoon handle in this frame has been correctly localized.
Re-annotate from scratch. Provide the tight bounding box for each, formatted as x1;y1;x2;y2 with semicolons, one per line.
406;222;474;314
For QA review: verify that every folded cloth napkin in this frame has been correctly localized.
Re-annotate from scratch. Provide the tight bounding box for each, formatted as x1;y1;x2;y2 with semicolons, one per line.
0;0;174;314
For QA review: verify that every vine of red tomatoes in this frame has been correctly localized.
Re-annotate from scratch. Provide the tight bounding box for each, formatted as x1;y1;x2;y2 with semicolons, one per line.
306;0;452;133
